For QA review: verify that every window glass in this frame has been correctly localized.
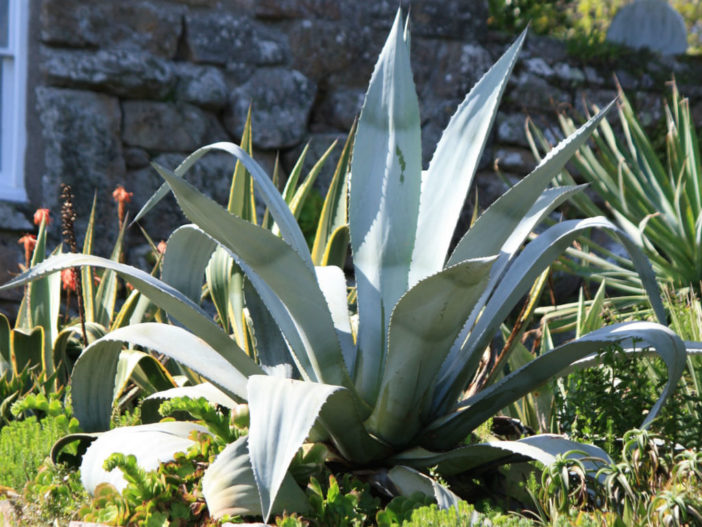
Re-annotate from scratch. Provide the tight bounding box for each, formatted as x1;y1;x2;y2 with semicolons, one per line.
0;0;8;48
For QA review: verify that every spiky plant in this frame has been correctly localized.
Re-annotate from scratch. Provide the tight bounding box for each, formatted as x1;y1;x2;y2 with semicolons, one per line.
1;10;696;522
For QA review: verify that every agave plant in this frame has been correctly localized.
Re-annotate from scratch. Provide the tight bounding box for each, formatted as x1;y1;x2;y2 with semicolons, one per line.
1;11;694;522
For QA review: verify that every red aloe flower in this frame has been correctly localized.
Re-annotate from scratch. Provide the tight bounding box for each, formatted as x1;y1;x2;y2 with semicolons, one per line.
18;234;37;267
33;208;51;226
61;268;77;292
112;185;133;226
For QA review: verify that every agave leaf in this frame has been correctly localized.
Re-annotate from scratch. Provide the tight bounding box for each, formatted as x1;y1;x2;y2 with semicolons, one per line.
20;222;60;368
282;143;309;205
386;465;460;510
205;246;235;336
315;266;356;374
288;141;337;220
409;30;527;286
242;278;292;370
366;256;496;445
0;314;11;375
437;216;664;411
141;382;239;424
227;105;257;223
162;225;218;305
80;422;208;494
154;164;352;389
311;121;355;266
110;288;149;330
425;322;686;449
113;349;176;403
94;217;128;327
202;436;309;519
0;253;260;381
11;326;44;376
71;323;251;431
53;322;106;384
134;142;311;266
391;435;611;478
578;280;607;338
440;185;587;390
350;10;423;403
447;102;614;268
81;192;98;322
321;225;350;268
247;375;342;522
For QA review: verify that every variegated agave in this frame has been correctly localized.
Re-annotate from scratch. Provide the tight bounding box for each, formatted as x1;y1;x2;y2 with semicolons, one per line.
2;10;695;522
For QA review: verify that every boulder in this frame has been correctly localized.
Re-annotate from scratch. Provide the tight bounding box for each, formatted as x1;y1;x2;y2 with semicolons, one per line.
35;87;126;254
312;88;364;132
40;0;183;58
173;63;229;110
606;0;688;55
185;12;287;67
41;48;175;99
225;68;316;150
122;101;228;153
288;19;370;81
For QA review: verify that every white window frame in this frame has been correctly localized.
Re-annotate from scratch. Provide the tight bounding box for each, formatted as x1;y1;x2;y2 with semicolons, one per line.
0;0;28;202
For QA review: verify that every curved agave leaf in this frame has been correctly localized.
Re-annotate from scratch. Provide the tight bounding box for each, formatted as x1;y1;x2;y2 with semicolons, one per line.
0;253;261;382
247;375;342;522
349;10;422;403
206;247;236;335
441;185;588;384
80;422;208;494
133;142;311;266
311;121;355;266
315;266;356;373
391;434;611;478
202;436;309;519
93;218;127;327
436;217;665;410
447;102;615;268
71;323;252;431
162;225;218;305
365;257;496;445
386;465;460;510
154;164;352;390
114;348;176;403
242;278;292;370
409;29;527;286
424;322;686;449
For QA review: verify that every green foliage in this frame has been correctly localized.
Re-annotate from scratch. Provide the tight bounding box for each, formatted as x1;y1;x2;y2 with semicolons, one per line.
489;0;702;54
375;493;434;527
8;460;90;526
554;344;702;454
306;473;380;527
488;0;577;35
0;413;77;490
397;500;531;527
159;396;241;445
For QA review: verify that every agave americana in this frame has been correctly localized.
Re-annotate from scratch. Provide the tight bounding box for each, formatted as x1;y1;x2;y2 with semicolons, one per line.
2;10;696;521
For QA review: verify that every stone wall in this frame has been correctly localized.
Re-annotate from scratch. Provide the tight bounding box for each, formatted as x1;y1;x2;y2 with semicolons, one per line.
2;0;702;312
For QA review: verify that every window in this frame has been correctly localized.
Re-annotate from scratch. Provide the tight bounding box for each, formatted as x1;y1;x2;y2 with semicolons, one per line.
0;0;27;202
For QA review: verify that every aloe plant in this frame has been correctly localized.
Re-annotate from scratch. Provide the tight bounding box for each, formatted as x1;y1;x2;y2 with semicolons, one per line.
1;10;696;522
528;81;702;297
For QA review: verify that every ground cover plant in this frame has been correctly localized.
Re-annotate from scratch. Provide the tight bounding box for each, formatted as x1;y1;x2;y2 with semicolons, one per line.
1;8;701;527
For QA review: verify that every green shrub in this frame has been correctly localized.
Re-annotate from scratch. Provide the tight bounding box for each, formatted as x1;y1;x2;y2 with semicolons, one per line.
0;413;75;490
